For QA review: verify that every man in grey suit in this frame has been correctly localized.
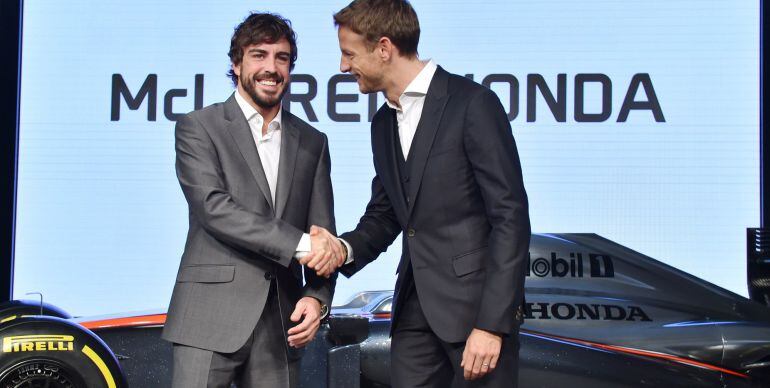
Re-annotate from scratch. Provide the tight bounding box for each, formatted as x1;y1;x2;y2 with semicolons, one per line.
162;12;341;388
307;1;530;387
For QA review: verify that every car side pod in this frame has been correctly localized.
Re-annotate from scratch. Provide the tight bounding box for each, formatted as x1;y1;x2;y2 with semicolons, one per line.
0;316;128;388
327;316;370;388
327;316;370;346
718;321;770;384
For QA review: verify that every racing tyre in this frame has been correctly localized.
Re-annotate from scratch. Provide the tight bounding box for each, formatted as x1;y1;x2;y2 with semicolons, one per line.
0;300;70;323
0;316;126;388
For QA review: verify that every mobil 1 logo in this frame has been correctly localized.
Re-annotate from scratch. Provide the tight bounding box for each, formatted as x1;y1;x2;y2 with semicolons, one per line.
526;252;615;278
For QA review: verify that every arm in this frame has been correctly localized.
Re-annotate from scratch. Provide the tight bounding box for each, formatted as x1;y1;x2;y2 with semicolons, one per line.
175;113;303;268
288;134;339;347
302;133;337;308
464;88;531;334
338;172;402;277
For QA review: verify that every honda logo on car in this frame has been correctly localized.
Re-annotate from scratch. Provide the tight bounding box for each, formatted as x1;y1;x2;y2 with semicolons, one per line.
525;303;652;322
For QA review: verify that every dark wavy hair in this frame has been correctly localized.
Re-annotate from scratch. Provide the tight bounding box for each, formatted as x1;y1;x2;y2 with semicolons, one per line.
227;12;298;86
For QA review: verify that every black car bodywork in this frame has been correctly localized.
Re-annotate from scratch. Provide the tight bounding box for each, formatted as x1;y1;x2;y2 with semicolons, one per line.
2;233;770;387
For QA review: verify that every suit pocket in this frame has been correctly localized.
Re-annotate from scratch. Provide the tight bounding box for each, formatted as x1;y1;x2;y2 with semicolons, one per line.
452;247;487;277
176;264;235;283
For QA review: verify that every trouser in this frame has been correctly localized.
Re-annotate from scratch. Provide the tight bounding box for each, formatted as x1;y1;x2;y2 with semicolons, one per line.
391;280;519;388
171;283;297;388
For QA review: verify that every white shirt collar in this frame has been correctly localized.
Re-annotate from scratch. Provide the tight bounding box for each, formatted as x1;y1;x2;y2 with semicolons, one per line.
233;89;282;131
386;59;438;110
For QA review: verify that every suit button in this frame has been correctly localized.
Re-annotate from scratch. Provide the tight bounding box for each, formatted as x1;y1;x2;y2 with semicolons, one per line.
264;272;274;280
407;228;415;237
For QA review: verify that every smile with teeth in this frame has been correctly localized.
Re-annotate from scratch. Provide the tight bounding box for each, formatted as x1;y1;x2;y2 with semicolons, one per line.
258;79;278;86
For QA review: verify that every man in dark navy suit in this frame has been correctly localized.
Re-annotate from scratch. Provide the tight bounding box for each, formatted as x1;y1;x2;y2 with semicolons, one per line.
305;1;531;386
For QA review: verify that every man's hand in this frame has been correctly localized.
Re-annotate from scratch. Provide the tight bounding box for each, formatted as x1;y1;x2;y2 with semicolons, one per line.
461;328;502;380
287;297;322;348
300;225;345;278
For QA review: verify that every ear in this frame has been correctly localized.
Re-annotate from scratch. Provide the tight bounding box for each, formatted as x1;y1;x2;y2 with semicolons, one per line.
232;62;241;77
377;36;394;61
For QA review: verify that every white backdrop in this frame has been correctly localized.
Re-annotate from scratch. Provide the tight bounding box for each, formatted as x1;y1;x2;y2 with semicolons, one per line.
14;0;760;316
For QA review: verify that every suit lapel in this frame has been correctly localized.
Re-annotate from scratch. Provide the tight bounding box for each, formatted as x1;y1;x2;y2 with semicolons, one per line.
275;111;299;219
375;107;409;223
406;68;450;219
223;94;274;214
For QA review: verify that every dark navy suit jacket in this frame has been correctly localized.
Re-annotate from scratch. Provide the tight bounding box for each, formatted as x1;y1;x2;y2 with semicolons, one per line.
341;67;530;343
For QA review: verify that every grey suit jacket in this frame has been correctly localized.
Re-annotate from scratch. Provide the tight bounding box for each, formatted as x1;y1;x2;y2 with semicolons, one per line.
162;94;336;353
340;67;530;343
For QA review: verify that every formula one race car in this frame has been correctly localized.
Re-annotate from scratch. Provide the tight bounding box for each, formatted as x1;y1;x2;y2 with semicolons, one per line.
2;233;770;387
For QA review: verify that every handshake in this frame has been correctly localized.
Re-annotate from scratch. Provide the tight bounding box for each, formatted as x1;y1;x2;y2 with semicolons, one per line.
299;225;347;278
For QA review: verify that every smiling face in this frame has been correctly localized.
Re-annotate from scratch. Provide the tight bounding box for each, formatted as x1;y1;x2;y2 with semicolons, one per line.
232;38;291;111
337;26;386;94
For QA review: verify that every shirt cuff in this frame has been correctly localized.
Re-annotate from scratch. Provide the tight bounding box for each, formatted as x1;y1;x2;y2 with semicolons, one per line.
293;233;311;259
339;238;354;264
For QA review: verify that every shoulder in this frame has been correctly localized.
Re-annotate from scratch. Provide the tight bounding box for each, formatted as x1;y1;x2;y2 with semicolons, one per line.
445;71;495;103
283;109;328;143
371;102;392;123
180;100;227;128
440;70;508;122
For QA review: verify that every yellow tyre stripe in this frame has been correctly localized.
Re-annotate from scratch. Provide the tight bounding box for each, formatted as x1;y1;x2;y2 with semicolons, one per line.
82;345;117;388
0;315;17;324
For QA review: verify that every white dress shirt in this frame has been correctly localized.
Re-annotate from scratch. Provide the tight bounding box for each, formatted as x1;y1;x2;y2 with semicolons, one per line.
234;91;311;256
343;60;438;263
386;59;437;158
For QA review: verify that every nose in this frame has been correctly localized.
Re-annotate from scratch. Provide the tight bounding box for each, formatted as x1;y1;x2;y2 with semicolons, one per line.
340;57;350;73
264;57;278;73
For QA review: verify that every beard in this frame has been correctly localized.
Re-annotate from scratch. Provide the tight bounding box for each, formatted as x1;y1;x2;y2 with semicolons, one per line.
240;71;287;109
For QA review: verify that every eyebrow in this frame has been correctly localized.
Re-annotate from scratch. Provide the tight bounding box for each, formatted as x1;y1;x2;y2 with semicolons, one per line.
246;48;290;58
